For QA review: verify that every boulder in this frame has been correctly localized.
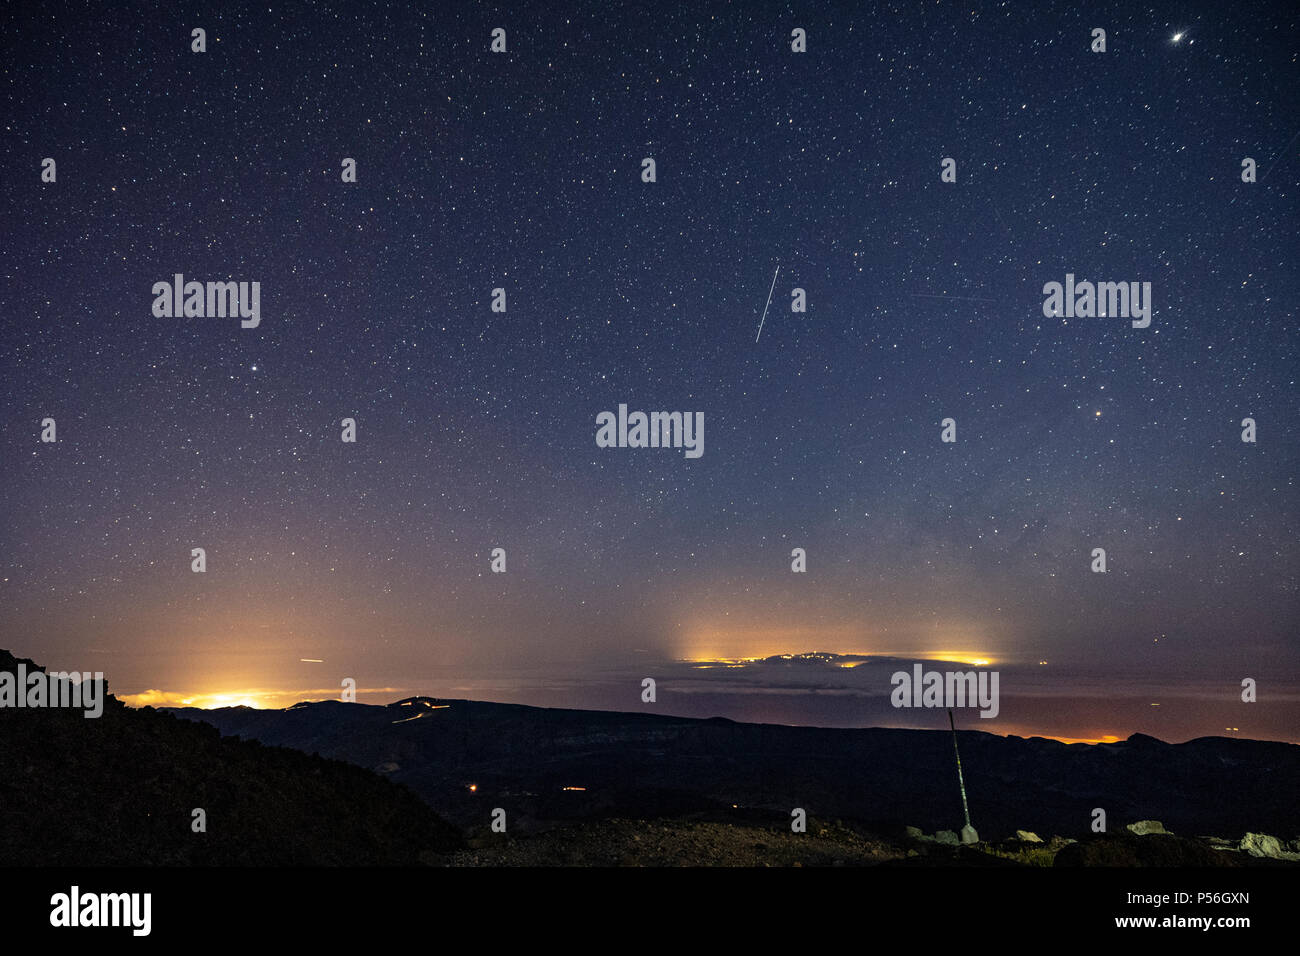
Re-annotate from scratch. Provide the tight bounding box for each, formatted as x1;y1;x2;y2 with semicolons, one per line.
1014;830;1043;843
1126;820;1168;836
1239;832;1283;859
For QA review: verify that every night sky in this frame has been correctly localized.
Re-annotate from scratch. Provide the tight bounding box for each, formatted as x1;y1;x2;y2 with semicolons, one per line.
2;1;1296;744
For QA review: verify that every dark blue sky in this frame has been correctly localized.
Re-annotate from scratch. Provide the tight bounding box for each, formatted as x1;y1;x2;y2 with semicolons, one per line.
2;0;1296;742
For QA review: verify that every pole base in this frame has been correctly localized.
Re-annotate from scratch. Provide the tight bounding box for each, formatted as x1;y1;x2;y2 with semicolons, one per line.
960;825;980;845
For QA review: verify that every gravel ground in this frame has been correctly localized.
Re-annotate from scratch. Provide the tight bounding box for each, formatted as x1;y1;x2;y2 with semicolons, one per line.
443;818;909;867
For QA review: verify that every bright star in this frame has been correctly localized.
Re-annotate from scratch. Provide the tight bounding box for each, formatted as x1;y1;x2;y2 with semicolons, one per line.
1172;32;1184;43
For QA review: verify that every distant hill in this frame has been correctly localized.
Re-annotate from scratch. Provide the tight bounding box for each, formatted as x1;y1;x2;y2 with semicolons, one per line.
167;695;1300;842
0;651;461;865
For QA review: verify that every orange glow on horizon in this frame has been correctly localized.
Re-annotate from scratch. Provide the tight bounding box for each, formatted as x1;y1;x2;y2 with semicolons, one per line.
681;649;999;668
676;613;999;667
1021;733;1123;745
117;684;403;710
118;689;281;709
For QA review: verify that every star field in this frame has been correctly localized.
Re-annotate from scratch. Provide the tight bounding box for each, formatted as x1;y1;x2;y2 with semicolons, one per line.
1;0;1296;742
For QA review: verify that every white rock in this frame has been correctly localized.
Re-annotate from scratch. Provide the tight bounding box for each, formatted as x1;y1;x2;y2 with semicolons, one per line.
1126;820;1168;836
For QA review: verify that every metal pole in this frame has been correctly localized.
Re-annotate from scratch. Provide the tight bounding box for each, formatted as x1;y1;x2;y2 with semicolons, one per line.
949;709;978;843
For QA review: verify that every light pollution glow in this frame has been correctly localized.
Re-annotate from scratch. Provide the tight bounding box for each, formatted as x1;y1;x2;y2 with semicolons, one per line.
118;686;401;710
106;642;1299;746
685;651;997;668
675;613;999;668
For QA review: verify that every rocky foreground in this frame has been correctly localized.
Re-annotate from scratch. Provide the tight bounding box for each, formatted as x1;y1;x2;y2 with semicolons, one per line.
444;817;1300;867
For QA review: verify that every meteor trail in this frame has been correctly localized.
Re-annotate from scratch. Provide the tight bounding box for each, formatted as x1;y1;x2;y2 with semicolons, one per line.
908;292;997;303
755;264;779;343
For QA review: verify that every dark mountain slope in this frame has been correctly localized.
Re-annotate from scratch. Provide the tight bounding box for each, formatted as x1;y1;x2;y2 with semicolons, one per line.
168;695;1300;841
0;651;461;865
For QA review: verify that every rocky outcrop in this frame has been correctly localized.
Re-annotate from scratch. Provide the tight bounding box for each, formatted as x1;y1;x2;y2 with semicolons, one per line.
1126;820;1169;835
1237;832;1300;860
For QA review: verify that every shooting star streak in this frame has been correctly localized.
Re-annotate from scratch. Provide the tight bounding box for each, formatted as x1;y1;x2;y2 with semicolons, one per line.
300;658;324;663
755;264;780;343
989;201;1015;241
1229;127;1298;205
908;293;997;303
1259;127;1300;181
